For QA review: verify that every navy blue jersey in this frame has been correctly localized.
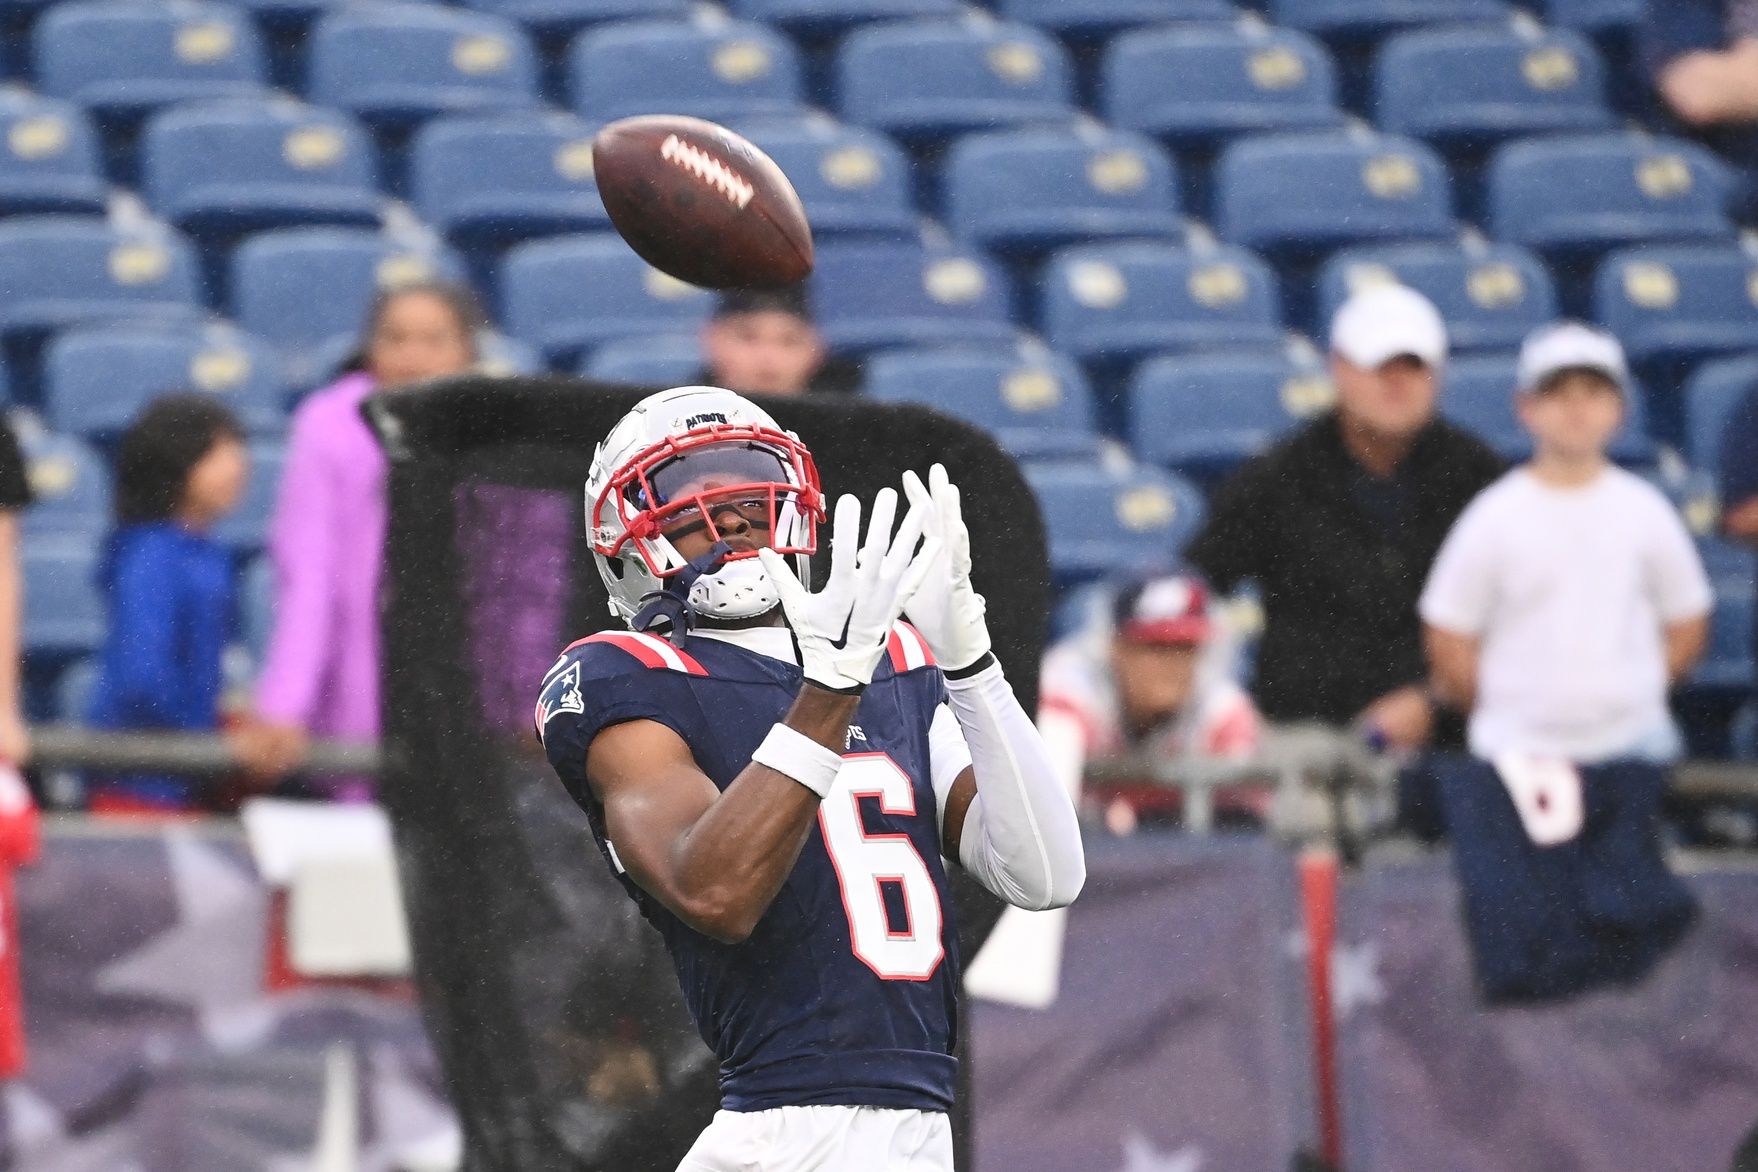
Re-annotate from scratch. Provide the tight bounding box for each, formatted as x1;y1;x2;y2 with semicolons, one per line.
535;625;962;1113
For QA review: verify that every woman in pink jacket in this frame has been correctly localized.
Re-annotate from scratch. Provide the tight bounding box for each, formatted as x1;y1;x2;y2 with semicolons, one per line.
238;281;484;797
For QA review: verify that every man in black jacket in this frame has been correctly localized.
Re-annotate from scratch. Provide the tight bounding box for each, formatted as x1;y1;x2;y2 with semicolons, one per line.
1185;284;1503;751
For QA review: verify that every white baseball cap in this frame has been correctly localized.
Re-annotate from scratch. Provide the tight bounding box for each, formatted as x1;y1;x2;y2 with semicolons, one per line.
1515;321;1629;396
1329;283;1449;370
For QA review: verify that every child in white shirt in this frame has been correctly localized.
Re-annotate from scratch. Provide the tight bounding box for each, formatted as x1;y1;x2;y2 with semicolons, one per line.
1420;322;1713;764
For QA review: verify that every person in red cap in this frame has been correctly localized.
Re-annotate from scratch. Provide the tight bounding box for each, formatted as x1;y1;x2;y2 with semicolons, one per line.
1037;571;1262;832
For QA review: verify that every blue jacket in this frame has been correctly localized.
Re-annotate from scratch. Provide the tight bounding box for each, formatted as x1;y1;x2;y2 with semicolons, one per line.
87;523;236;805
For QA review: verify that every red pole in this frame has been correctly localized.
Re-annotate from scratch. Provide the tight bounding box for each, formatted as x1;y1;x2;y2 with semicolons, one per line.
1299;847;1342;1169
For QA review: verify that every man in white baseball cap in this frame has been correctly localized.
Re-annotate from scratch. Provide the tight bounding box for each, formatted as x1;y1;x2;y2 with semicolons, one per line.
1328;283;1451;469
1187;282;1503;753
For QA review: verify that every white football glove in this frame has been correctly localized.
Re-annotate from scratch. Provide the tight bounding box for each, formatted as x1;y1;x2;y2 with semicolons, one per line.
901;463;993;674
758;487;939;694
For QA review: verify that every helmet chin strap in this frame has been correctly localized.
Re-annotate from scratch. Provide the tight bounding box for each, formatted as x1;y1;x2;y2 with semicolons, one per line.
631;541;735;648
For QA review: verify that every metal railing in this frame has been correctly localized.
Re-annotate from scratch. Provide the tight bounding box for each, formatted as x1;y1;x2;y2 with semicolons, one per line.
27;726;380;777
23;725;1758;833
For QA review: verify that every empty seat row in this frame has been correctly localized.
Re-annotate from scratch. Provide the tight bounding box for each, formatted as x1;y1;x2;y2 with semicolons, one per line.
2;211;1753;409
5;80;1736;279
20;6;1637;153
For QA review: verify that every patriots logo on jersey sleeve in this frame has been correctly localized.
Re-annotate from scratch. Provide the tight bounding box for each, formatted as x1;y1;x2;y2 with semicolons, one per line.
534;659;585;738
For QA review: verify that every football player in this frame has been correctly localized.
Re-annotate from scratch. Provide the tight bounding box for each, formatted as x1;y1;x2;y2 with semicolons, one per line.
536;386;1085;1171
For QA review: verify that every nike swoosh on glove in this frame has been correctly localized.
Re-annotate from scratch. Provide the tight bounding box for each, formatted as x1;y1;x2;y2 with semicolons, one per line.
758;487;939;694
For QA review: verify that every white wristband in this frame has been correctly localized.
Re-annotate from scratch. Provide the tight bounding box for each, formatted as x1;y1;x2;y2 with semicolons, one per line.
750;723;845;798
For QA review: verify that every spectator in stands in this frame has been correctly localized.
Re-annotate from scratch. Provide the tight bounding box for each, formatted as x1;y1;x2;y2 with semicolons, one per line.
698;285;857;396
1037;570;1261;833
236;280;484;795
0;422;30;768
1422;323;1712;763
1185;284;1504;751
86;396;249;815
1643;0;1758;212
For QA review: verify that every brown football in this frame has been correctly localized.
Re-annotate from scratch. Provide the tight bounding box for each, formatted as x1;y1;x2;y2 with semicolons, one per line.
591;114;814;291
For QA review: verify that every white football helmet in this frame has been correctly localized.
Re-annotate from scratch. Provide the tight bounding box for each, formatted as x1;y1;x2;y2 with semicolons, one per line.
585;386;824;628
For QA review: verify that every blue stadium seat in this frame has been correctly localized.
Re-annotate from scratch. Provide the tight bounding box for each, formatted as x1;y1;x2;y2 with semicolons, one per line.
502;233;715;364
809;239;1016;352
1024;462;1206;581
33;0;268;124
459;0;690;37
728;0;961;35
836;20;1075;141
1214;131;1453;257
44;321;287;441
1268;0;1511;36
1697;533;1751;581
141;99;382;236
1543;0;1643;31
997;0;1236;34
1488;134;1735;257
1316;242;1557;352
1040;242;1282;364
1443;353;1652;463
0;92;107;216
943;128;1180;253
230;227;466;382
578;333;703;386
863;348;1100;460
1375;26;1613;147
212;438;283;551
474;331;545;377
20;433;110;540
1102;25;1343;149
308;3;539;129
22;538;103;657
0;217;200;343
411;111;608;247
1650;468;1722;541
1693;581;1754;692
1129;350;1336;473
1594;245;1758;370
569;19;805;125
741;122;915;238
1685;353;1758;479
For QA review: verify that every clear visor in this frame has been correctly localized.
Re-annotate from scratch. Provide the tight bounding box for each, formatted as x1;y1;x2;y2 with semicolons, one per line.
638;443;791;508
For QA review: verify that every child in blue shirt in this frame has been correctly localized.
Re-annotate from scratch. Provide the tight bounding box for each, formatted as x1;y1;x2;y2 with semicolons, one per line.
87;395;249;814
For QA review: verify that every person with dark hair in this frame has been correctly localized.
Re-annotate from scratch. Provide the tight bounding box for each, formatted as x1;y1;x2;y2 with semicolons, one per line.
236;279;484;792
86;394;249;814
698;284;855;397
1185;284;1504;751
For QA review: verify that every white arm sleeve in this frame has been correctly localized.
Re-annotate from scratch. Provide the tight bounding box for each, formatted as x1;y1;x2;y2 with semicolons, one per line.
934;659;1087;911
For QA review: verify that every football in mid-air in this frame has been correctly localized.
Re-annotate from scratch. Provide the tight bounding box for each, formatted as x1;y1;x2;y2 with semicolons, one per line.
592;114;814;291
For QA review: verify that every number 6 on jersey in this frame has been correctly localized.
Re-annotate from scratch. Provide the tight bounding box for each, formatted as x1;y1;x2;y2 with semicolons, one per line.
819;754;945;981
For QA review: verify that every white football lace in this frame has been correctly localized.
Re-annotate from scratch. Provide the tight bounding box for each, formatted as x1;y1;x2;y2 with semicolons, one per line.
660;134;756;210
